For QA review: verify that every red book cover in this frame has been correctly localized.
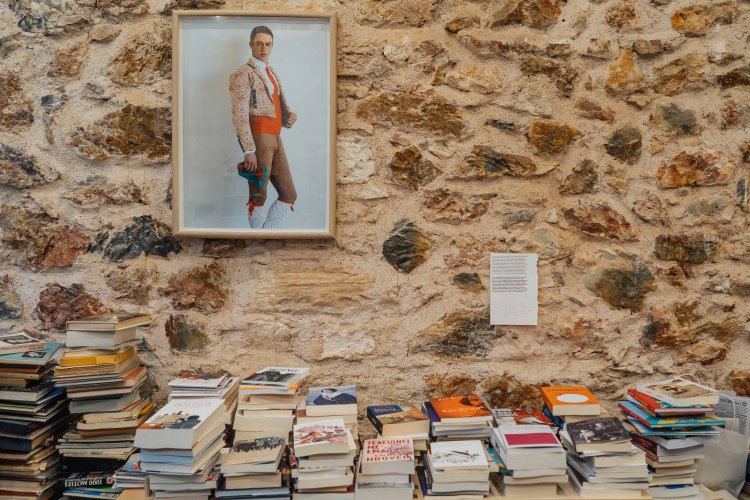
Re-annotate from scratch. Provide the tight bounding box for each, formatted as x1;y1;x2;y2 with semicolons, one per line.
504;432;560;447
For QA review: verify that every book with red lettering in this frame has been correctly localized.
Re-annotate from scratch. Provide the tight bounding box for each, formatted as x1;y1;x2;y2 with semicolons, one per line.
360;437;415;475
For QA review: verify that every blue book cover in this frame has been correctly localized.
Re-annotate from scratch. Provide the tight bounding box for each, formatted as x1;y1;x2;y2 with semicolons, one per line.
542;404;566;429
619;401;724;429
0;342;62;365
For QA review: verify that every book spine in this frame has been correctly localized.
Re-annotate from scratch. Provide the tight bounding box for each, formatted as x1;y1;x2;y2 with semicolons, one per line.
365;407;383;434
630;434;658;455
542;404;565;429
63;475;114;488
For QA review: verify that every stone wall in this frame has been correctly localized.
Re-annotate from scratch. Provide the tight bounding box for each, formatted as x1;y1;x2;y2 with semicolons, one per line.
1;0;749;416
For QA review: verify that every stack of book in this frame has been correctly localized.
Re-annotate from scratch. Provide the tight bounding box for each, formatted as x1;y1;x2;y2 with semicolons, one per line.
621;378;722;500
490;424;567;497
54;312;153;483
562;416;650;498
134;398;227;499
292;418;357;499
112;452;147;491
418;440;491;498
541;385;603;430
355;437;414;500
491;407;556;428
0;338;69;500
298;385;358;436
423;394;493;441
169;370;240;425
366;404;430;453
217;431;290;500
234;367;308;434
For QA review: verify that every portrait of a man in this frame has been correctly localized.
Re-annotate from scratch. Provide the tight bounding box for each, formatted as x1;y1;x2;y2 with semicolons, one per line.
230;26;298;229
172;12;336;239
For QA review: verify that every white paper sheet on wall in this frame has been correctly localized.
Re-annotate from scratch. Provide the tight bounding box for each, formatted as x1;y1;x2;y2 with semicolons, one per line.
489;253;538;326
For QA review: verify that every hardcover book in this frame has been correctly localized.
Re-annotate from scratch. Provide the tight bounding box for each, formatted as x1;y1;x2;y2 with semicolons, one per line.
429;394;492;422
0;333;46;355
540;386;600;416
361;438;415;475
430;440;488;470
62;472;115;489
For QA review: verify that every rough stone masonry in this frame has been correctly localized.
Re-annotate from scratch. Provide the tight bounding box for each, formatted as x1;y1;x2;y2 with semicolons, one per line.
0;0;749;421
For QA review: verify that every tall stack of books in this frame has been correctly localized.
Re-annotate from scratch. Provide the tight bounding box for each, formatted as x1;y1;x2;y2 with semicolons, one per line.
134;398;227;499
423;394;493;441
234;367;309;434
355;437;414;500
541;385;603;431
298;385;358;436
562;416;650;498
490;424;567;497
0;337;69;500
292;418;357;499
217;431;290;500
169;370;240;425
366;404;430;454
621;378;722;500
418;440;491;498
53;312;153;489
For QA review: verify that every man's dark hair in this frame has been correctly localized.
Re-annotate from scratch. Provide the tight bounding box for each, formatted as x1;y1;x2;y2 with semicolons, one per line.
250;26;273;43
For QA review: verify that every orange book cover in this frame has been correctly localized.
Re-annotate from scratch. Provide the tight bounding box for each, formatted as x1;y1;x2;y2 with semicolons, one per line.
541;386;599;409
429;394;492;419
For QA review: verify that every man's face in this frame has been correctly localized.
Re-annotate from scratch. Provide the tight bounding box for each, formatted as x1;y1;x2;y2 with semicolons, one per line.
251;33;273;63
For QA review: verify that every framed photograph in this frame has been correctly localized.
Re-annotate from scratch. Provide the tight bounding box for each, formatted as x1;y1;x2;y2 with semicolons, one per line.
171;10;336;239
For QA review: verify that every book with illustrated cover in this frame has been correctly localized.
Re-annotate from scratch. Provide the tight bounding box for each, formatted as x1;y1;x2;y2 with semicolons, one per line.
361;438;414;475
305;385;357;416
242;367;309;387
626;389;714;415
429;394;492;422
429;440;488;470
491;407;555;427
566;417;630;447
222;434;286;474
367;405;429;436
66;313;151;331
618;401;724;429
636;378;720;407
134;398;224;449
0;333;46;355
0;342;62;366
169;370;230;389
540;386;600;416
292;419;349;457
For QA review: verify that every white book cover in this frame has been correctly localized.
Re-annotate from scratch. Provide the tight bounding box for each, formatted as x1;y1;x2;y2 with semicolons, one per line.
430;440;488;470
135;398;224;449
242;367;309;387
494;424;562;448
293;419;348;449
169;373;229;389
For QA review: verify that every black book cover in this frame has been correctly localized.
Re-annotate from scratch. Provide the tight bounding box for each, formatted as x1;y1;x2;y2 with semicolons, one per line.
62;472;115;488
566;417;630;446
0;417;44;436
60;457;127;474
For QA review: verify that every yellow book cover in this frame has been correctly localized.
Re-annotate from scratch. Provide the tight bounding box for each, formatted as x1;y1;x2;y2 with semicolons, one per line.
60;346;136;367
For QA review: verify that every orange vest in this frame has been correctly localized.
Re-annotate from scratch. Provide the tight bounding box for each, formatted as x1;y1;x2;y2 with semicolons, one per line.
251;66;282;135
